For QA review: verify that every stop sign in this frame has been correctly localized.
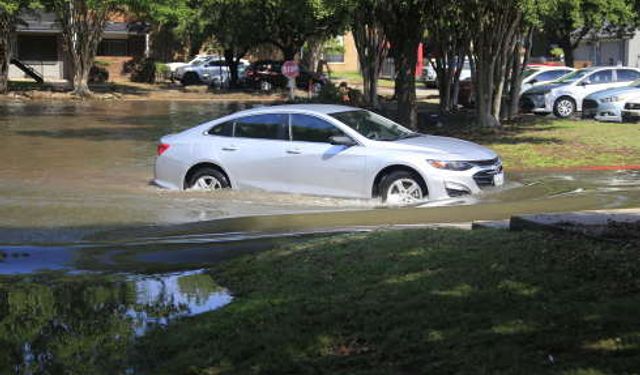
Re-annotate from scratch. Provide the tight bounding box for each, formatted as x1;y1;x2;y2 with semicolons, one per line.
281;60;299;78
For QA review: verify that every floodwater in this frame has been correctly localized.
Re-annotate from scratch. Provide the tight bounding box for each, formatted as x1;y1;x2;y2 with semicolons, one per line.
0;269;231;373
1;101;639;245
1;101;639;374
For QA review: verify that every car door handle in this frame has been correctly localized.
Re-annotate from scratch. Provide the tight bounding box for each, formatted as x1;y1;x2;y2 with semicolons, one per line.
222;146;238;151
286;149;302;154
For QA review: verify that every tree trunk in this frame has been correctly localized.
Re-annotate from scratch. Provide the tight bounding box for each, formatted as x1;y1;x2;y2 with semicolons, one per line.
507;28;533;120
281;45;298;61
302;36;323;73
559;36;575;68
394;50;418;128
71;54;92;97
224;48;247;89
352;13;388;109
0;14;13;95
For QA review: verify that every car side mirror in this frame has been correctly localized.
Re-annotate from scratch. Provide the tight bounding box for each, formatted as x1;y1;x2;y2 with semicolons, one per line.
329;135;356;147
579;80;590;86
529;79;538;85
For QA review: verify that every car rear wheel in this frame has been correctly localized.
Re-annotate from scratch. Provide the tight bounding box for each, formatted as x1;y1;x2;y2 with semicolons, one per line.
553;97;576;118
181;72;200;86
187;167;230;192
259;80;272;91
381;171;426;205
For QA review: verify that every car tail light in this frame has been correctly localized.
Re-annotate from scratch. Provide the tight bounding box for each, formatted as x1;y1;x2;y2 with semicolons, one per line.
157;143;170;156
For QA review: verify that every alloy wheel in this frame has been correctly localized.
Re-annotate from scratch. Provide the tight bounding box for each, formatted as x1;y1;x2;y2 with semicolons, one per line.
192;175;223;191
556;99;574;117
386;178;424;205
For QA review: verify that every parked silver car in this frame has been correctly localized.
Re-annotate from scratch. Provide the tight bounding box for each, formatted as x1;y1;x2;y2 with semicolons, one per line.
520;66;640;118
582;80;640;122
154;105;503;204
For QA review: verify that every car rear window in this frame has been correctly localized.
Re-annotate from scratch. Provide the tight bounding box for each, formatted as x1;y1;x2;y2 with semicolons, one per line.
208;121;233;137
234;114;288;140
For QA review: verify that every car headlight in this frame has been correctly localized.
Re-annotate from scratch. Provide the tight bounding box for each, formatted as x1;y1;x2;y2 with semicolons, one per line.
428;160;474;171
600;96;623;103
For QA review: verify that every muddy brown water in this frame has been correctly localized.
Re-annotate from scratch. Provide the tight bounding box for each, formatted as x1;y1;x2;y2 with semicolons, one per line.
1;101;639;245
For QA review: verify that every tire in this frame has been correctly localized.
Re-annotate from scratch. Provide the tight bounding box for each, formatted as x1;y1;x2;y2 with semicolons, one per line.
181;72;200;86
260;80;273;92
186;167;230;191
380;170;426;205
553;97;576;118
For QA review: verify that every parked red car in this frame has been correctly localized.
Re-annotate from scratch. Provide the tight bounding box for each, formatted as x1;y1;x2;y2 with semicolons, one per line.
242;60;327;91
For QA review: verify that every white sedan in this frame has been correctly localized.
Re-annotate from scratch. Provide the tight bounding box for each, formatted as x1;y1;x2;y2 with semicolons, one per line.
154;105;504;204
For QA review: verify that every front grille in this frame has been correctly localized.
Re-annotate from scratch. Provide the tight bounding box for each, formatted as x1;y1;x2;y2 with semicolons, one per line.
471;157;500;167
473;166;503;188
625;102;640;110
446;188;470;197
582;99;598;110
519;97;535;112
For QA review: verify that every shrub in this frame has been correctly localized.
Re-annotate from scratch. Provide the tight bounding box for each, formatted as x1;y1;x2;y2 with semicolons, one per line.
155;62;170;81
315;81;342;103
126;58;157;83
89;65;109;83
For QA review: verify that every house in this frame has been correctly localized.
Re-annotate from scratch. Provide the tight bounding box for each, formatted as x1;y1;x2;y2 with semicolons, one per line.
573;29;640;68
9;12;148;82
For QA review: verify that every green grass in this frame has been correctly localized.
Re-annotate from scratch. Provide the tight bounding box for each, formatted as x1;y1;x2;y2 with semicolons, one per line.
135;228;640;374
431;117;640;170
331;71;396;89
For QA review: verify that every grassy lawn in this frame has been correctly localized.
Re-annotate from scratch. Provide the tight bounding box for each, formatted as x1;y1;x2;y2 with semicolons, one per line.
431;116;640;170
331;71;396;89
136;228;640;374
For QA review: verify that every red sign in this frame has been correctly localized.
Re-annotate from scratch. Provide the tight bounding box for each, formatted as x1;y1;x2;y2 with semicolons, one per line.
281;60;299;78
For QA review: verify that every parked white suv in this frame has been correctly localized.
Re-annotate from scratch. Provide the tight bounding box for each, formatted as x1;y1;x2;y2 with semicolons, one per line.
175;58;229;86
520;66;640;118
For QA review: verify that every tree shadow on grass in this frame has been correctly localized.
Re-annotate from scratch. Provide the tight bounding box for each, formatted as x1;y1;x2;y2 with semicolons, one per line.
134;229;640;374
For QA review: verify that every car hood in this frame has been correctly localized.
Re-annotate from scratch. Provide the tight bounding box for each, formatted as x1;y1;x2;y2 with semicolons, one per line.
523;83;567;94
383;135;498;161
586;86;640;100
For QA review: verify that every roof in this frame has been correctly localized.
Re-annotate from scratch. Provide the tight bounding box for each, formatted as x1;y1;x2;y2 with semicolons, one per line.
237;104;359;115
16;12;148;35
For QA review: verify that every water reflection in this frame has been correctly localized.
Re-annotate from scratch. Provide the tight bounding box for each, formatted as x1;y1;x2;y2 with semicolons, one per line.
0;270;231;374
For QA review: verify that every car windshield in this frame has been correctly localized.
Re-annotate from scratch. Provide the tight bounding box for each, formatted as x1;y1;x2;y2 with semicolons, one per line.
330;110;418;141
522;68;539;78
553;69;590;84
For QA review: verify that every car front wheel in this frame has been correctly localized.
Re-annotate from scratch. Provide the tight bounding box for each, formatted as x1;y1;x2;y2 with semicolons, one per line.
381;171;426;205
553;97;576;118
186;167;230;192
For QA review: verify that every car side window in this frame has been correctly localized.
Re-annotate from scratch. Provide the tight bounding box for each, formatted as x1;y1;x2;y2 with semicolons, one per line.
587;70;613;84
290;114;344;143
536;70;570;82
616;69;640;82
234;114;288;140
208;121;233;137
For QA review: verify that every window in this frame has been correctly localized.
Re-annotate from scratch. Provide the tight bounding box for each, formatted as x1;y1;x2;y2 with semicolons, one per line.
208;121;233;137
17;35;57;61
330;110;414;141
206;60;227;67
587;70;613;84
97;39;128;57
290;114;344;143
616;69;640;82
535;70;571;82
234;114;287;140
